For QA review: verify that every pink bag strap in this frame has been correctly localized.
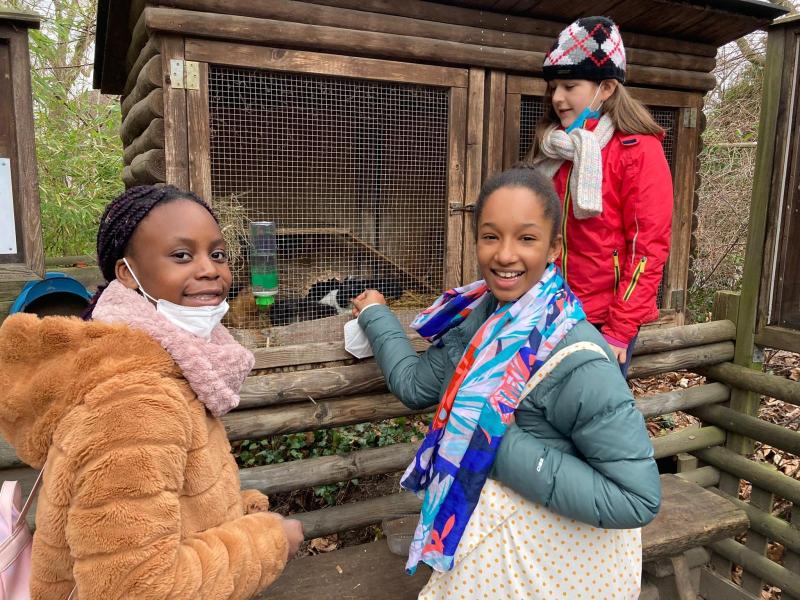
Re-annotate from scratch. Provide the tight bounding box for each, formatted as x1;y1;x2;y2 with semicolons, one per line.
13;468;45;533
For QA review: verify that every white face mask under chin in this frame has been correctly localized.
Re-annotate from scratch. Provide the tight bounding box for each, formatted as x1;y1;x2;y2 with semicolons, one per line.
122;258;229;340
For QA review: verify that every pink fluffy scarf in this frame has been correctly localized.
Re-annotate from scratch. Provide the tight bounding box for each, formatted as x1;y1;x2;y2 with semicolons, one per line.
92;280;254;416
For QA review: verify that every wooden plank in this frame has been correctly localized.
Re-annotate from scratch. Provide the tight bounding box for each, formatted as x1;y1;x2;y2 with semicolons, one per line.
755;325;800;354
506;76;547;96
260;538;430;600
221;393;428;441
444;86;466;289
740;483;773;594
665;106;700;316
186;61;211;203
699;362;800;408
304;0;718;57
148;7;542;72
239;443;418;495
149;8;716;90
160;36;189;189
627;341;734;379
675;466;720;488
641;474;748;562
7;27;43;278
503;93;521;169
169;0;719;72
462;68;484;284
482;70;505;180
184;39;468;88
633;320;736;356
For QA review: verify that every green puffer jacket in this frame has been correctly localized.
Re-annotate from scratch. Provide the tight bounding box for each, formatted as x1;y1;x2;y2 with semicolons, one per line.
358;298;661;529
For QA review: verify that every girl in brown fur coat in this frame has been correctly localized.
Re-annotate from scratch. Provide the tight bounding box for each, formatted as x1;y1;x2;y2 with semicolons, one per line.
0;185;303;599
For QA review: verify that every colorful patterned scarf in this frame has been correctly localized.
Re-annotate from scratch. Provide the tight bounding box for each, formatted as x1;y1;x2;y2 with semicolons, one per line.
401;264;585;573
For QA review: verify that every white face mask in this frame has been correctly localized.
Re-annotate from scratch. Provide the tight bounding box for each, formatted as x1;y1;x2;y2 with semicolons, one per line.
343;318;373;359
122;258;229;340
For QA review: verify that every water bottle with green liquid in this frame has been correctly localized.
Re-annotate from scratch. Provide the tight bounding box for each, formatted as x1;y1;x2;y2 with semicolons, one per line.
249;221;279;309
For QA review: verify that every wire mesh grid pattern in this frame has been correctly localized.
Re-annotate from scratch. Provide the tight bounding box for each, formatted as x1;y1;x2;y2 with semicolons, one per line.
208;66;449;346
517;95;678;308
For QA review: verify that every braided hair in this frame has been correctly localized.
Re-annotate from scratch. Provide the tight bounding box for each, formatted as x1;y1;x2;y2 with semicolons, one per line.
84;185;217;319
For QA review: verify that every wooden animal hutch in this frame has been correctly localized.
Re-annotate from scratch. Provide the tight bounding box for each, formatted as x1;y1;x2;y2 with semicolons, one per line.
93;0;785;350
0;8;43;319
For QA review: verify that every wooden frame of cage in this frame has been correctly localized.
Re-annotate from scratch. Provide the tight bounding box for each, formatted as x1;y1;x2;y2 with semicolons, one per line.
178;38;470;291
0;15;43;284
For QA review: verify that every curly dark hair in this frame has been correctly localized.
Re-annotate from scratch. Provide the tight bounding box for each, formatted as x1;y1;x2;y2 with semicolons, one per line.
84;184;217;318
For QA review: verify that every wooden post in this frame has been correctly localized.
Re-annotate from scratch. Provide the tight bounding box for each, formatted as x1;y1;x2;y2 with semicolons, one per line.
482;70;505;181
160;35;190;189
785;504;800;600
186;61;212;203
740;481;774;594
462;68;484;284
445;86;467;289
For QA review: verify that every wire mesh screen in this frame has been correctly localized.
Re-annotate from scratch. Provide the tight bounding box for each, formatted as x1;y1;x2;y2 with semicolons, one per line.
517;96;678;309
209;66;449;347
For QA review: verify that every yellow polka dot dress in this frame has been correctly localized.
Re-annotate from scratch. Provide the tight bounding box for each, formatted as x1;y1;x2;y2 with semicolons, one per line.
418;478;642;600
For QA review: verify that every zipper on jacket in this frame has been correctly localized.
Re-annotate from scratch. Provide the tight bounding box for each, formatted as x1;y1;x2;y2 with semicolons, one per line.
561;167;573;283
623;257;647;302
613;249;620;294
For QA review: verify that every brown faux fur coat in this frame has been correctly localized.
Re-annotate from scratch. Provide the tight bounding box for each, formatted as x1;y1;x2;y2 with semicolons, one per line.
0;314;289;599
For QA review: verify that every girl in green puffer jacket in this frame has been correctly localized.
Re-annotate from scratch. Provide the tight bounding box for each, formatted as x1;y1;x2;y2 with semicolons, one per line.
351;167;660;599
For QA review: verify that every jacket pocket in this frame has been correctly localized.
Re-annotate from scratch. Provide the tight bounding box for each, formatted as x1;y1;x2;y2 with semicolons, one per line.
623;257;647;302
613;249;620;294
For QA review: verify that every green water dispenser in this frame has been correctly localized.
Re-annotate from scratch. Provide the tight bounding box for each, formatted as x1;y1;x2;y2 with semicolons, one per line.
249;221;278;309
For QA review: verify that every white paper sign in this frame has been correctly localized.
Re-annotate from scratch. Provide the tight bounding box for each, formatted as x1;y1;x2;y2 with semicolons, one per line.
0;158;17;254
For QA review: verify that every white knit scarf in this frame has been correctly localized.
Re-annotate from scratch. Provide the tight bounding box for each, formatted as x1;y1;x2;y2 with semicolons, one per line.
533;114;616;219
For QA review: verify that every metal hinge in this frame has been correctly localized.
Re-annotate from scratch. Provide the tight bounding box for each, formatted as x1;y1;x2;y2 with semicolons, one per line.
683;108;698;129
169;59;200;90
449;203;475;215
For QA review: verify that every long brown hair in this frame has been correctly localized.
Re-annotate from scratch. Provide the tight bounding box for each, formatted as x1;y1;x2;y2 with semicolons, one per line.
523;82;664;163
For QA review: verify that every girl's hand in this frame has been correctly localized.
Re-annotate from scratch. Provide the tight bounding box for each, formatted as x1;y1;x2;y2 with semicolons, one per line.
351;289;386;317
281;517;304;559
608;343;627;365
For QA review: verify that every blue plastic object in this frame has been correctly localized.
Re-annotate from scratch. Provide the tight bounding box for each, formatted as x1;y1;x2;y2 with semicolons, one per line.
10;272;92;315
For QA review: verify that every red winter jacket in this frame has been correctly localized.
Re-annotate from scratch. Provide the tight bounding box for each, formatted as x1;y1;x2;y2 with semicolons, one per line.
551;120;673;347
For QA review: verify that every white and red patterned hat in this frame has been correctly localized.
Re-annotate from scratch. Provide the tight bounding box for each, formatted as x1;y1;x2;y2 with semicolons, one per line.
542;16;626;83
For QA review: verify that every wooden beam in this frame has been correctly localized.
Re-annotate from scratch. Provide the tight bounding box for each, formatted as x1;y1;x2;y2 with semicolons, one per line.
503;93;521;168
675;466;720;488
157;0;717;72
633;320;736;356
483;70;505;180
444;86;466;289
123;38;158;96
251;337;429;370
145;8;716;91
690;404;800;455
221;393;428;440
120;87;163;145
755;325;800;355
184;40;468;88
698;362;800;407
128;148;166;184
693;445;800;505
627;341;734;379
123;118;164;166
710;539;800;597
186;61;211;202
121;54;161;119
635;382;728;418
304;0;718;58
651;426;726;460
239;443;418;495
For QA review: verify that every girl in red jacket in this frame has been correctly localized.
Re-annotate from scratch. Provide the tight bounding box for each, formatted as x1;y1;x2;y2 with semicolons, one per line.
527;16;673;376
